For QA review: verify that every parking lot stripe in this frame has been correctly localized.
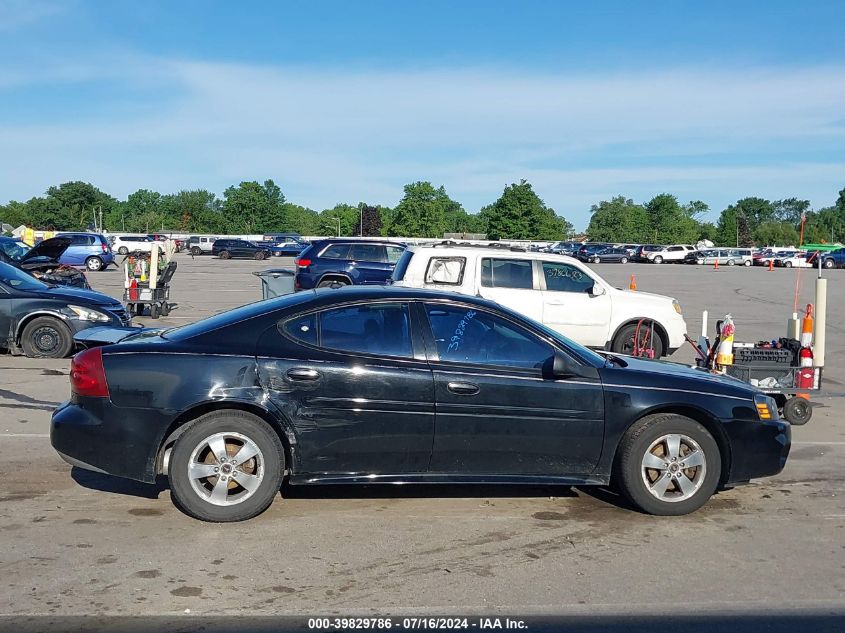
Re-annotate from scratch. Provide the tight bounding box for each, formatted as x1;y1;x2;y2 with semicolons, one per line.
0;433;49;438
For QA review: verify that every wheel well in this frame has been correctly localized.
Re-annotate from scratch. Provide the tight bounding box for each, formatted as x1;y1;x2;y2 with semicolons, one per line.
609;318;669;354
15;312;70;344
612;406;732;488
318;273;352;285
155;402;295;476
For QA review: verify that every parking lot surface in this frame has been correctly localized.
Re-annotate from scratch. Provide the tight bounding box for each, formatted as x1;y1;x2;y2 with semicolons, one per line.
1;255;844;617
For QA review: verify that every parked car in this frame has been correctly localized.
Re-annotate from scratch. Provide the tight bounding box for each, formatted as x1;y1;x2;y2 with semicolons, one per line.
690;248;754;266
0;236;91;288
212;239;273;260
391;244;687;358
620;244;639;256
0;261;131;358
818;247;845;269
548;241;581;256
634;244;663;262
52;232;114;271
260;235;308;257
51;286;789;522
579;246;631;264
646;245;695;264
576;243;612;260
187;236;218;256
774;251;817;268
112;235;165;256
754;248;796;266
294;239;406;289
148;234;184;252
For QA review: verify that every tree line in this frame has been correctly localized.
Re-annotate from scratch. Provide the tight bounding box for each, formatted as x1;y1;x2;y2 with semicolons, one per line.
2;178;844;246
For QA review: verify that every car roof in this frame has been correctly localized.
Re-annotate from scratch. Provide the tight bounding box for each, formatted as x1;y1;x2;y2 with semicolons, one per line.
406;244;581;263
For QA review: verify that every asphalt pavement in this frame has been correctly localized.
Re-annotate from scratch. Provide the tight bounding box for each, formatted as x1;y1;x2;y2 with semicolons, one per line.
1;255;843;624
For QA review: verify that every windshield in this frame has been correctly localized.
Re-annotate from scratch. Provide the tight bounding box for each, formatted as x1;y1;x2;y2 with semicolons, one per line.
0;240;30;261
0;262;48;290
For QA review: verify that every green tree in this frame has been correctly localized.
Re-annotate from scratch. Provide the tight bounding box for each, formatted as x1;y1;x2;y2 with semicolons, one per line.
319;203;361;236
644;193;699;243
390;182;458;238
481;180;572;241
586;196;650;242
754;222;800;246
222;180;286;233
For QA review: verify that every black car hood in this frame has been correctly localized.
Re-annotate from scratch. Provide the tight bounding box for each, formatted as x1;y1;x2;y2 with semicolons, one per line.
33;286;119;307
20;237;71;263
604;355;757;396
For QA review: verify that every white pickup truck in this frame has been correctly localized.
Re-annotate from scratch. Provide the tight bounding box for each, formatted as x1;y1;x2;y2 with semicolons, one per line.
392;244;688;358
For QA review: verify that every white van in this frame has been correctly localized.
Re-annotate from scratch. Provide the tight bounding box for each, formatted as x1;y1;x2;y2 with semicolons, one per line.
391;244;688;358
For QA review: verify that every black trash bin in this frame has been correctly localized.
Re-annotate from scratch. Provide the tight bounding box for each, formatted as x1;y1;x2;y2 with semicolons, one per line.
253;269;296;299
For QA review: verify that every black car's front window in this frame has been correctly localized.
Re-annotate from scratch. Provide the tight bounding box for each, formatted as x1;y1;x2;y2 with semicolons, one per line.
0;263;48;290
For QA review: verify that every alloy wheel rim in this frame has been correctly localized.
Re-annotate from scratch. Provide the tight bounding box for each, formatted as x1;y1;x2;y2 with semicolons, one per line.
187;432;265;506
640;433;706;502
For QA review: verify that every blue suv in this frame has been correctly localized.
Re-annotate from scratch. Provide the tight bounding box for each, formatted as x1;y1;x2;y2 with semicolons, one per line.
56;232;115;271
294;239;406;289
820;247;845;270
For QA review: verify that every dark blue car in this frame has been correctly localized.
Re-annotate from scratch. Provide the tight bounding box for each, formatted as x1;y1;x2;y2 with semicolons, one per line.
820;247;845;269
294;239;406;289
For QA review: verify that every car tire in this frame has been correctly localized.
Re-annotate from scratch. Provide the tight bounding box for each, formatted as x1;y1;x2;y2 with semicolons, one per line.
85;256;103;271
160;302;171;316
696;259;705;265
150;304;160;319
615;413;721;516
169;411;285;522
727;259;735;266
317;278;349;288
620;256;628;264
744;259;752;266
823;259;834;269
593;256;601;263
254;251;266;261
219;251;231;260
20;316;74;359
611;322;665;359
652;255;663;264
785;261;792;268
118;246;128;255
783;397;812;425
191;246;202;256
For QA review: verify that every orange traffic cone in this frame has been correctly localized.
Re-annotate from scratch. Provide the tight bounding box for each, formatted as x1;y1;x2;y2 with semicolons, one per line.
713;259;720;271
629;274;637;291
768;259;774;271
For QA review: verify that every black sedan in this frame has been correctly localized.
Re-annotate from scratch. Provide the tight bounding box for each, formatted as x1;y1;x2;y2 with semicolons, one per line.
211;239;273;260
0;262;131;358
579;247;631;264
51;287;789;522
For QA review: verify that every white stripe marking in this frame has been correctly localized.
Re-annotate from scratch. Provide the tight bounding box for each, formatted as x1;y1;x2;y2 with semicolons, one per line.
0;433;49;438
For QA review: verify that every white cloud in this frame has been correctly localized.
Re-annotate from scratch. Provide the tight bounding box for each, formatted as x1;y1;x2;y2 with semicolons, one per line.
1;56;844;227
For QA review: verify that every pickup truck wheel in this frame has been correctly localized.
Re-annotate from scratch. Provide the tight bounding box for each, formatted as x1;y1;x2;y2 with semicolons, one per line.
20;316;74;358
823;259;835;269
652;255;663;264
611;323;664;359
169;411;285;522
191;246;202;256
615;414;720;516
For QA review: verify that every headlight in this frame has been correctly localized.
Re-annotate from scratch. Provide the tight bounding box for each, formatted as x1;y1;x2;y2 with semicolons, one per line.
754;394;779;421
66;305;111;323
672;300;683;315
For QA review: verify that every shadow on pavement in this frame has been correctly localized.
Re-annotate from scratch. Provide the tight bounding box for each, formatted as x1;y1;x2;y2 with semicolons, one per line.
71;467;167;500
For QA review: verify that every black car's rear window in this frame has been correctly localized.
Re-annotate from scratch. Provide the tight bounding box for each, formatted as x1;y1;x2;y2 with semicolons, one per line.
391;249;414;282
164;292;317;342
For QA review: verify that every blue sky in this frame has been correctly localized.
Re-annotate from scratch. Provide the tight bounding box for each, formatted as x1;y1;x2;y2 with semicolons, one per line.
1;0;844;229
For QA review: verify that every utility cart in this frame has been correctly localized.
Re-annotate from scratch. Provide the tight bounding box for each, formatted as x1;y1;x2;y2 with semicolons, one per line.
122;247;178;319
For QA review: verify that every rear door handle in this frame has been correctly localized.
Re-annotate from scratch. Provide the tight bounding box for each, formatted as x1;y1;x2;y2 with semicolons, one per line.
286;368;321;382
447;381;480;395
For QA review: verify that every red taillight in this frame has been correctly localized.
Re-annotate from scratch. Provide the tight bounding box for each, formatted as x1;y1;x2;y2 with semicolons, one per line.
295;258;311;267
70;348;109;398
101;242;107;252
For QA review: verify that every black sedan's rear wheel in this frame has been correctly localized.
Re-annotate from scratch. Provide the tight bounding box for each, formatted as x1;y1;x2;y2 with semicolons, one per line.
20;316;74;358
254;251;266;260
169;411;285;522
615;414;720;515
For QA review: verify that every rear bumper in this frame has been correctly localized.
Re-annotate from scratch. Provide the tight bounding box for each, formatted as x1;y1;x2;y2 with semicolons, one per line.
51;399;166;483
724;417;791;484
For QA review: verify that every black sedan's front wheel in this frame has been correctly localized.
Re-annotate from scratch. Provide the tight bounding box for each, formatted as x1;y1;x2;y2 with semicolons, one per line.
20;316;74;358
615;414;721;515
169;411;285;522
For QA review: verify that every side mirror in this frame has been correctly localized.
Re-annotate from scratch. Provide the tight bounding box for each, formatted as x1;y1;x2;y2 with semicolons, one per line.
552;350;576;378
590;284;606;297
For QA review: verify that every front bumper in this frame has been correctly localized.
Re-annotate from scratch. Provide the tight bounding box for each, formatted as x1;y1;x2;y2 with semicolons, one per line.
724;417;791;484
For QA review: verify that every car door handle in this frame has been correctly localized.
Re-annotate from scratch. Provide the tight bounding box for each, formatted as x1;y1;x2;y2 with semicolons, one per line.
286;368;321;382
447;381;480;395
547;300;567;306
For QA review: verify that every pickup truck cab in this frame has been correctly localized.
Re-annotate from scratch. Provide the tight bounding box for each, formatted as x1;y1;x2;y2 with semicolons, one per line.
391;244;687;358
